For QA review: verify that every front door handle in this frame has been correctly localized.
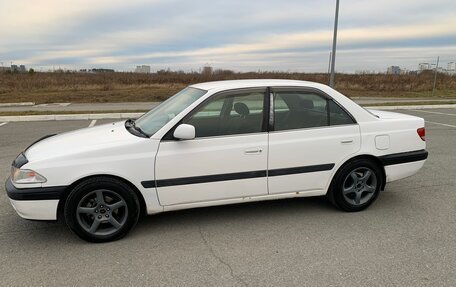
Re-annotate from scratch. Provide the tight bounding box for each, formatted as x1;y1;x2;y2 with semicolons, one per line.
244;148;263;154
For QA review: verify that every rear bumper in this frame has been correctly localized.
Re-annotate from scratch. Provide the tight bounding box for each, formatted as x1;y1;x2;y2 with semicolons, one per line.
379;149;428;166
380;150;428;183
5;177;66;220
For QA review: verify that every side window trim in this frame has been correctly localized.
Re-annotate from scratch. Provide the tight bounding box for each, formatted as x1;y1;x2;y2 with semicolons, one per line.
326;98;331;126
268;87;274;131
162;87;269;140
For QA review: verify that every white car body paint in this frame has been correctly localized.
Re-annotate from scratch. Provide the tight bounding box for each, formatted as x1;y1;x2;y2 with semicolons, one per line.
9;199;59;220
156;133;268;205
6;80;427;220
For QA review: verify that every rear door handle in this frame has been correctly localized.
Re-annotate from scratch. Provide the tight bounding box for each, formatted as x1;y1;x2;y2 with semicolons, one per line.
341;139;354;144
244;148;263;154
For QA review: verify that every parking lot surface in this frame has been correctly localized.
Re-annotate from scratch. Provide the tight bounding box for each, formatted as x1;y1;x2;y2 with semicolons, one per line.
0;110;455;286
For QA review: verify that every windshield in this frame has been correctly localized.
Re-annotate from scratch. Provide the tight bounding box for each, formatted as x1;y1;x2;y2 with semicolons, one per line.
134;87;207;136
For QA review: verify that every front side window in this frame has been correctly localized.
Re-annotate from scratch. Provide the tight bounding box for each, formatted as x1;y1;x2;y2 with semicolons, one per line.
184;89;266;138
273;89;354;131
134;87;207;136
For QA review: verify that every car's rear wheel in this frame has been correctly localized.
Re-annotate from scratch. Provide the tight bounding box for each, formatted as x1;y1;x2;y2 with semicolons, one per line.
327;158;383;212
64;177;140;242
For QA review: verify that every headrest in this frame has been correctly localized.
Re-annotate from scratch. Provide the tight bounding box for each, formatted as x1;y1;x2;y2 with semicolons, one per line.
300;99;314;109
234;102;250;116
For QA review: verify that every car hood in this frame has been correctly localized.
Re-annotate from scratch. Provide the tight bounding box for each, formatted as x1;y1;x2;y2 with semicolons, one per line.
25;121;146;162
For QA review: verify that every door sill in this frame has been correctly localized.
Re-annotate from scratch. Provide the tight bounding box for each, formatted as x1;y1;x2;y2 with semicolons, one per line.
162;189;325;212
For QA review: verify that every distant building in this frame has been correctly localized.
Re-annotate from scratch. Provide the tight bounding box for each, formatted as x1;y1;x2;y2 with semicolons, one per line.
77;68;114;73
418;63;432;72
91;68;115;73
400;68;409;75
10;64;27;73
135;65;151;73
201;66;213;75
447;62;456;71
435;67;445;73
386;66;401;75
355;70;378;74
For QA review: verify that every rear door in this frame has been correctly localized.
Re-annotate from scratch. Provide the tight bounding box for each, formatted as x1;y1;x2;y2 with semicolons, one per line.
155;88;269;206
268;87;361;195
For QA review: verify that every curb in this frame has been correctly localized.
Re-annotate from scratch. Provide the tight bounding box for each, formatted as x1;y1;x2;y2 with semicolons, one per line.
363;104;456;110
0;112;144;122
0;102;35;107
0;104;455;122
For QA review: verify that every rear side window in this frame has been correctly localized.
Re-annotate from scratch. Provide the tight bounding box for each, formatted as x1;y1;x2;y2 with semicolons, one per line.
328;100;355;125
273;91;328;131
273;89;354;131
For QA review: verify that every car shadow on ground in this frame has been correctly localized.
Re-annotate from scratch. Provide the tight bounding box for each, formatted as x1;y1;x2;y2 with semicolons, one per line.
133;196;337;233
7;196;334;243
5;192;403;245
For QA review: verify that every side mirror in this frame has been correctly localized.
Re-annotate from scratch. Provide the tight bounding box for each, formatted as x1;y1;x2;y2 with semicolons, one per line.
173;124;195;140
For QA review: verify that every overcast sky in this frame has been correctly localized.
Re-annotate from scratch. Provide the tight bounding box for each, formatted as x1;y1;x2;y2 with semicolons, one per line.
0;0;455;72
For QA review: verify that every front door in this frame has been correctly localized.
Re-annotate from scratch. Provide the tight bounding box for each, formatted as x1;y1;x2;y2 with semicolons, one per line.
155;88;269;206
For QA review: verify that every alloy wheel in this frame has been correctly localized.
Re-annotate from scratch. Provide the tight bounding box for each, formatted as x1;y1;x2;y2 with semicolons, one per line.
342;167;377;206
76;189;128;236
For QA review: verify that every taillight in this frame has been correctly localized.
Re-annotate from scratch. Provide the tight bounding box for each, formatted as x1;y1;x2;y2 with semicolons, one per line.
417;127;425;141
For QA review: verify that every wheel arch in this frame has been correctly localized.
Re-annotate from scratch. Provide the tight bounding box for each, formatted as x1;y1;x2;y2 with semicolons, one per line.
330;154;386;192
57;174;147;221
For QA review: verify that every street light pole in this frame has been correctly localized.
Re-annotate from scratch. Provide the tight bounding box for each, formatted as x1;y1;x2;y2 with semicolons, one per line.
432;56;440;97
329;0;340;88
327;52;332;85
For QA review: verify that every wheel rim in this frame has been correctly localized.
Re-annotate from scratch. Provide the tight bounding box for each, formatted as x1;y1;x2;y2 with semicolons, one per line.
76;189;128;236
342;167;377;206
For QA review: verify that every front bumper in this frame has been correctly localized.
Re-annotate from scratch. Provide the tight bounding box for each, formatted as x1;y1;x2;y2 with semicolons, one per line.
5;177;66;220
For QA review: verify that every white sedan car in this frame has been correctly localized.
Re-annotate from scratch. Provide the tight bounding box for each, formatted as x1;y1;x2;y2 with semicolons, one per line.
6;80;428;242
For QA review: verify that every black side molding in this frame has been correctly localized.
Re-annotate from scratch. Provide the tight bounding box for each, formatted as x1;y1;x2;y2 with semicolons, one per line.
268;164;335;177
5;178;66;201
379;149;428;166
150;170;267;188
143;163;335;188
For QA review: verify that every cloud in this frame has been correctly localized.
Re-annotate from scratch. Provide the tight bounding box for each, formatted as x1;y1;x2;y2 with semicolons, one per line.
0;0;455;72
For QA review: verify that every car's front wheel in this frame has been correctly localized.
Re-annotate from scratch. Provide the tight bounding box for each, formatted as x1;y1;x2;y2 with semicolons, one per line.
64;177;140;242
327;158;383;212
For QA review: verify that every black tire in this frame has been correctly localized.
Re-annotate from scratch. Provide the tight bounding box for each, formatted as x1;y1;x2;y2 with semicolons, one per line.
64;177;140;243
327;158;383;212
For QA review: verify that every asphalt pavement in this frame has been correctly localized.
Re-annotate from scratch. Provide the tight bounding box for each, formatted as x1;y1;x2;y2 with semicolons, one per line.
0;110;455;286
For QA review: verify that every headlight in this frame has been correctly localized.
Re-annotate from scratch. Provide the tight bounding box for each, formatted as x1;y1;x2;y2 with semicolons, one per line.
11;166;47;184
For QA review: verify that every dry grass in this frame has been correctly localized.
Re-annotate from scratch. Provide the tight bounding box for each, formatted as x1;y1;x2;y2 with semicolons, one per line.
1;71;455;104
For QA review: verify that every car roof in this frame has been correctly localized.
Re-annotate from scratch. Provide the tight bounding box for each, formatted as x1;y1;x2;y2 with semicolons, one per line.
190;79;326;91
